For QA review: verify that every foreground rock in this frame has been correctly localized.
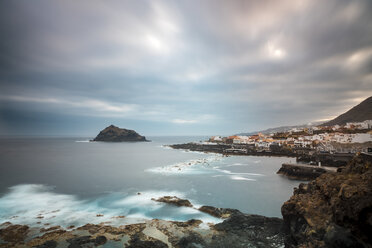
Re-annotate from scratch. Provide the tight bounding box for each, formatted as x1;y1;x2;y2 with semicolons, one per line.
198;206;240;219
0;210;285;248
93;125;148;142
281;154;372;247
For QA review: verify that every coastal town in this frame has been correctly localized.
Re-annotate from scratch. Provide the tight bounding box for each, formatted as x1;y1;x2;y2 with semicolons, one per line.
169;120;372;182
170;119;372;178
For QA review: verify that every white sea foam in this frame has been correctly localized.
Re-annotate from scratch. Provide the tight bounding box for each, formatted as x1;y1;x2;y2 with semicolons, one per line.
232;163;244;166
159;145;172;149
0;184;222;227
75;140;90;143
181;150;206;155
215;168;264;176
146;155;223;175
212;168;263;182
230;176;256;181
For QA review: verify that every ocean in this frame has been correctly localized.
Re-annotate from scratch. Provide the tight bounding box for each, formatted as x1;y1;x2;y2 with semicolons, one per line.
0;136;302;228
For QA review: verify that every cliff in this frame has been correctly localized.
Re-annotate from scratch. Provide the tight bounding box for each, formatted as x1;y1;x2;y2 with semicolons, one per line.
322;96;372;126
93;125;148;142
281;154;372;247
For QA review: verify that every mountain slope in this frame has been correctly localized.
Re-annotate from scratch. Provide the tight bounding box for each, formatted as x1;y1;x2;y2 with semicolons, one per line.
322;96;372;126
237;122;323;136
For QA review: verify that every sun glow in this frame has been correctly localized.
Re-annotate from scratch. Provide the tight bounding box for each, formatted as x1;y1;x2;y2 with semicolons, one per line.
267;42;286;59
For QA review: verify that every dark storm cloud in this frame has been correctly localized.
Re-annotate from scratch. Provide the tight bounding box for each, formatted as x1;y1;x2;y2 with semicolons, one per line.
0;0;371;135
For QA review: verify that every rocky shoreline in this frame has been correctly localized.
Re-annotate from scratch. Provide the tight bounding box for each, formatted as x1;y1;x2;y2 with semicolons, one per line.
169;143;353;167
281;154;372;247
0;205;285;248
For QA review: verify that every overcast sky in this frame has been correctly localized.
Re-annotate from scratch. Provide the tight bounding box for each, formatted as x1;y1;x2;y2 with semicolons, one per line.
0;0;371;136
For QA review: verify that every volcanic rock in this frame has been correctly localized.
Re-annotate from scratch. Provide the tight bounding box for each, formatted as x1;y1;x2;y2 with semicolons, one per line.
151;196;193;207
198;206;240;218
281;154;372;247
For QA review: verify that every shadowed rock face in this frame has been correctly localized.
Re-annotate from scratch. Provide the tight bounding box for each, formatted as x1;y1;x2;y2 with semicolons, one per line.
281;154;372;248
93;125;147;142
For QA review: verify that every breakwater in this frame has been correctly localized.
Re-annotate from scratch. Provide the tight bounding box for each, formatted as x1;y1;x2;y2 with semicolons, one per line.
277;163;337;180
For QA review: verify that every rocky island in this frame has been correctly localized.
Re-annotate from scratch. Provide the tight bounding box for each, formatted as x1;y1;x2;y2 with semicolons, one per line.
92;125;148;142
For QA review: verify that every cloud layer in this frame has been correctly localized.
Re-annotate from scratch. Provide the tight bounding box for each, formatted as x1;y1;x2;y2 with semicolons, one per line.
0;0;371;135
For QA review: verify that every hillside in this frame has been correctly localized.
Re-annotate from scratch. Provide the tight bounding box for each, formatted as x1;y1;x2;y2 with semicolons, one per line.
322;96;372;126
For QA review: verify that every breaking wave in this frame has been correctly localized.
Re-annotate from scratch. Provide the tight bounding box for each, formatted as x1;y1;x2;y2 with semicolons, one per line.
145;155;223;175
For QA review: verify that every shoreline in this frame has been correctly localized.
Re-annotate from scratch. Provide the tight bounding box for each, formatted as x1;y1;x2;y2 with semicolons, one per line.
0;203;285;248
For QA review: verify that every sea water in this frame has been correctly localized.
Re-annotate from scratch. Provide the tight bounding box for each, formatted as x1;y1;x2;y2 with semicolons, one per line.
0;136;302;227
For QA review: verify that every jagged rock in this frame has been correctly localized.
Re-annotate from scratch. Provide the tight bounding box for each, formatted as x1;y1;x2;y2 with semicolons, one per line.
67;236;92;248
152;196;193;207
0;224;29;243
176;233;207;248
211;213;285;248
172;219;202;228
94;235;107;245
198;206;240;218
127;234;168;248
93;125;148;142
40;226;61;233
281;155;372;247
33;240;58;248
26;229;73;247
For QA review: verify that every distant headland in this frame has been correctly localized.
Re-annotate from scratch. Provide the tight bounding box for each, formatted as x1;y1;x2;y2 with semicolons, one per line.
92;125;149;142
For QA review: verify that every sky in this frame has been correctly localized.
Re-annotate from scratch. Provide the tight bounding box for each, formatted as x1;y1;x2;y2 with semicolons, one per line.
0;0;372;136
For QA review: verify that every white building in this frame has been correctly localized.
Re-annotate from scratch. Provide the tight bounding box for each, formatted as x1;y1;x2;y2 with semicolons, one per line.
210;136;222;142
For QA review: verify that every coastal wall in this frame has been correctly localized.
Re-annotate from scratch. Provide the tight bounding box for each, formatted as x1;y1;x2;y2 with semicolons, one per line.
276;163;330;181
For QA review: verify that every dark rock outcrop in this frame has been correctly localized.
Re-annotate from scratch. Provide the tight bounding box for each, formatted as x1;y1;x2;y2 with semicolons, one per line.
0;224;29;244
211;211;285;248
281;154;372;247
127;234;168;248
92;125;148;142
198;206;240;219
151;196;193;207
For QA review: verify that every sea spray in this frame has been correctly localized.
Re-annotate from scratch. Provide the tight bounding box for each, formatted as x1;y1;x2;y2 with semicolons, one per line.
0;184;221;228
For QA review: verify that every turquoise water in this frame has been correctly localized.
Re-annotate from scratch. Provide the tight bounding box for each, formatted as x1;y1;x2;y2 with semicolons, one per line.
0;136;301;227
